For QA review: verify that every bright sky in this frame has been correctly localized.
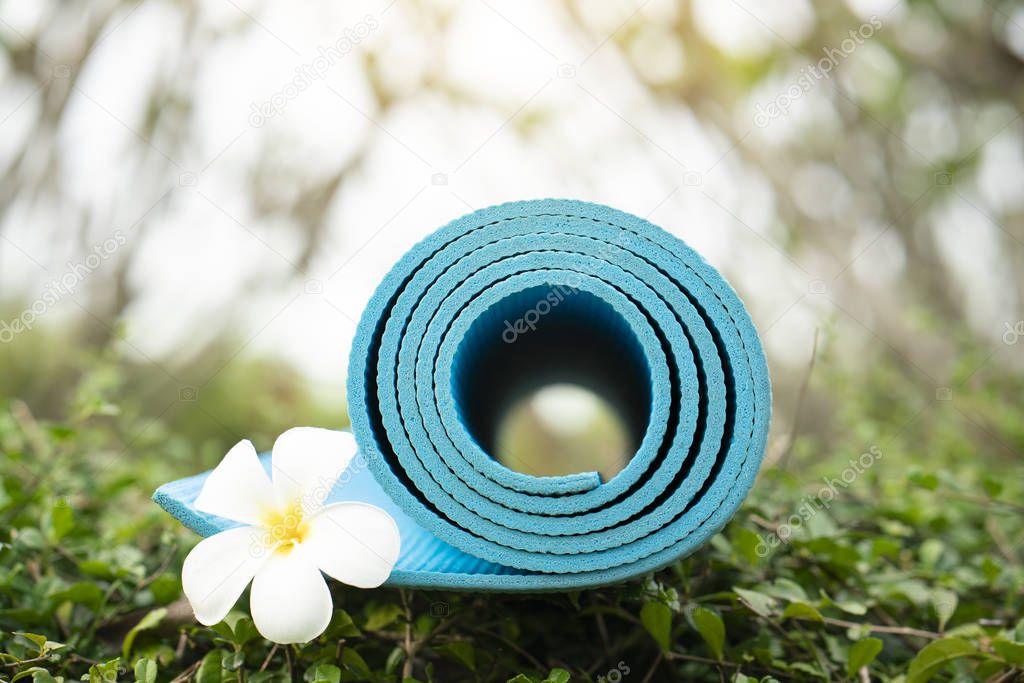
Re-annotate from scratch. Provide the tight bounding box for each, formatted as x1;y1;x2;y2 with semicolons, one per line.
1;0;1021;403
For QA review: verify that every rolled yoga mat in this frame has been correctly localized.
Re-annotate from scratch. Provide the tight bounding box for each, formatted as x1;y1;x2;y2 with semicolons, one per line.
155;199;771;591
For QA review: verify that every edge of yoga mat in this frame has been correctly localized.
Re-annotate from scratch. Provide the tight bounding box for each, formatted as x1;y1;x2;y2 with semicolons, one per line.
155;198;772;592
153;446;758;591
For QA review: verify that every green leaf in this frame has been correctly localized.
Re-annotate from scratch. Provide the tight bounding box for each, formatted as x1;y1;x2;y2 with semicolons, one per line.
122;607;167;660
981;556;1002;583
229;617;259;646
385;647;405;676
195;651;223;683
765;578;808;603
733;527;766;565
640;601;672;652
77;559;115;580
929;588;958;631
363;602;404;630
48;499;74;541
690;607;725;660
847;638;883;677
782;601;824;623
981;476;1003;498
310;663;341;683
12;668;49;683
146;573;181;604
919;539;945;567
906;637;978;683
13;633;49;654
341;647;372;677
9;633;63;658
790;661;825;677
436;641;476;671
222;650;245;671
909;471;939;490
832;598;868;616
507;676;538;683
210;621;235;641
733;587;776;617
325;609;362;638
87;659;121;683
49;581;104;611
993;639;1024;665
134;657;158;683
543;668;570;683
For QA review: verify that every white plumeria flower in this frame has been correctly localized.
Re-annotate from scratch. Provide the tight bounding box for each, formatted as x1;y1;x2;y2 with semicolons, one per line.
182;428;401;644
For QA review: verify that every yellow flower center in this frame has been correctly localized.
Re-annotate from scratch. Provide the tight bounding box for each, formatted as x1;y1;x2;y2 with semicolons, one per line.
262;502;310;554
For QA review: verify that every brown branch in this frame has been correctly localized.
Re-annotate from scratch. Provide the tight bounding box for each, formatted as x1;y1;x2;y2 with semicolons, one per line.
820;616;941;640
640;651;664;683
401;589;415;680
663;652;792;679
168;660;201;683
779;327;820;469
259;643;279;673
473;627;547;672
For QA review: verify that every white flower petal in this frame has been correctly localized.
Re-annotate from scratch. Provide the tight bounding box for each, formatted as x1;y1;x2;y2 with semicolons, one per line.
194;439;275;526
249;545;333;644
271;428;356;511
302;502;400;588
182;526;270;626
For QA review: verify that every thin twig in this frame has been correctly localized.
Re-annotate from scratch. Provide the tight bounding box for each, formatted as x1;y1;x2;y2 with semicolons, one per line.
794;620;836;678
174;632;188;660
137;543;178;590
586;594;613;675
474;627;547;672
259;643;279;672
991;667;1021;683
820;616;940;640
401;589;415;680
950;492;1024;513
663;652;792;679
779;327;820;469
168;660;200;683
748;514;780;531
640;651;664;683
986;515;1017;562
2;656;49;669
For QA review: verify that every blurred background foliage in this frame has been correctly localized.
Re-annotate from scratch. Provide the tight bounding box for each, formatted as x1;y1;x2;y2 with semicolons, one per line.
1;0;1023;680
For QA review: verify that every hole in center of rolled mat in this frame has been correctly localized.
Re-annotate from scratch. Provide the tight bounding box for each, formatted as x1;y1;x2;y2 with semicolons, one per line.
493;383;631;480
451;284;651;480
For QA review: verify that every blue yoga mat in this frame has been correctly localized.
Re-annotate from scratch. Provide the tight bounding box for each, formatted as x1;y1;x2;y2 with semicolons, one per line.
155;199;771;591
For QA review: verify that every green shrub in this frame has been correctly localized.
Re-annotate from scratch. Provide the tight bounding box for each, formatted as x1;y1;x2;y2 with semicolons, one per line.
1;338;1021;682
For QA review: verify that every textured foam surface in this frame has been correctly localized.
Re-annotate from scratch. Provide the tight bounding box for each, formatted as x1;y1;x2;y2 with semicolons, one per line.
155;199;771;591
